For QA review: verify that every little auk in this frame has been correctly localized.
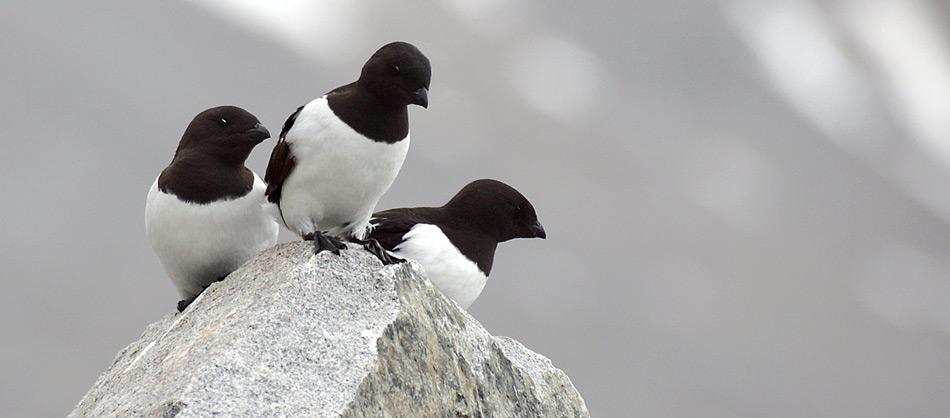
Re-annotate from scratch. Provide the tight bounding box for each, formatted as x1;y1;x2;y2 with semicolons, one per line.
265;41;431;265
146;106;279;312
370;179;546;308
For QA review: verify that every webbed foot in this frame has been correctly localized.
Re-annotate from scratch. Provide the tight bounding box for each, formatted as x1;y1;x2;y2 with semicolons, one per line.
177;297;196;312
312;232;346;255
350;237;405;265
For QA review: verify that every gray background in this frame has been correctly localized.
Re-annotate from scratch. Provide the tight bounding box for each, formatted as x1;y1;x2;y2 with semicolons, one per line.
4;0;950;416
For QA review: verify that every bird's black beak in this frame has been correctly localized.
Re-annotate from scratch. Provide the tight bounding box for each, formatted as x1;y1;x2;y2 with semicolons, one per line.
412;87;428;108
528;221;546;239
244;123;271;142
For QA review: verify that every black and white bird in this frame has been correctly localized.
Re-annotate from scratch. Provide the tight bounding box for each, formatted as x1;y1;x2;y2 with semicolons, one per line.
146;106;279;312
370;179;546;308
265;41;431;264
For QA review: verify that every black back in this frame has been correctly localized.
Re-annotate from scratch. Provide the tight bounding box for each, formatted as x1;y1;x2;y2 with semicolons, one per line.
370;179;545;275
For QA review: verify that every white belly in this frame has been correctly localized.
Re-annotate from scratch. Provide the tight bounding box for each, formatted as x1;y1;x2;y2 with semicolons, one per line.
278;97;410;239
393;224;488;309
145;175;280;299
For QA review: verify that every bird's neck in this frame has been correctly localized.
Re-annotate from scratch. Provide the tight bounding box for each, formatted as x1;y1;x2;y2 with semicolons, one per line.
328;83;408;144
432;207;500;275
450;231;498;276
173;148;247;169
159;157;254;204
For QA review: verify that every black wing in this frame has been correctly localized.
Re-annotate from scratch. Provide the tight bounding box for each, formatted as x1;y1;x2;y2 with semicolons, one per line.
327;81;356;96
371;207;496;275
279;104;304;143
369;208;432;250
264;105;304;204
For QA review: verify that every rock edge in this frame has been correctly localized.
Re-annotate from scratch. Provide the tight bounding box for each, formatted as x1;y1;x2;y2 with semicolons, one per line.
70;242;589;417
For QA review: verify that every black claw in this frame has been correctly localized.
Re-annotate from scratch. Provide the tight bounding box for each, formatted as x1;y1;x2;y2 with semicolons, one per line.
177;297;195;312
364;238;405;265
177;274;227;313
313;232;345;255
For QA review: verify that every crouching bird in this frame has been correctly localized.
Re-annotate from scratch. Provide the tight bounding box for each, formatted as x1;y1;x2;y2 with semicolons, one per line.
265;41;431;264
370;179;546;308
146;106;279;312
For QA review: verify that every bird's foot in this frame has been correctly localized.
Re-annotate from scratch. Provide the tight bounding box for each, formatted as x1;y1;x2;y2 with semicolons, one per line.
350;237;405;265
176;274;229;313
313;232;346;255
177;296;196;313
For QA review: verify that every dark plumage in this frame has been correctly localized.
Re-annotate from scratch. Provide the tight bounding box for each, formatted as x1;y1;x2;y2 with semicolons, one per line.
370;180;545;308
146;106;278;312
263;105;302;206
264;41;431;263
159;106;271;204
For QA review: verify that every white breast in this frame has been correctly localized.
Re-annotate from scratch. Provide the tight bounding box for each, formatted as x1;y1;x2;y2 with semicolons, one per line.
278;97;410;239
392;224;488;309
145;174;280;299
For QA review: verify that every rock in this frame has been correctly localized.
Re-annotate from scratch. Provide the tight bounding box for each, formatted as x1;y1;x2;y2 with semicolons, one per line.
70;242;589;417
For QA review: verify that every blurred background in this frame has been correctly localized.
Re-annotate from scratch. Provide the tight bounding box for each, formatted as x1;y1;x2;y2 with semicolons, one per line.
4;0;950;416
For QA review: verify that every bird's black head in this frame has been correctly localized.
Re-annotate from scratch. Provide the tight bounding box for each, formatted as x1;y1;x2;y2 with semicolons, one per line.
175;106;271;165
445;179;546;242
358;41;431;108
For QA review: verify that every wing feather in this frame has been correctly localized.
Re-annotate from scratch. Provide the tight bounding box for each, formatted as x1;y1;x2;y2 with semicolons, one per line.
369;208;424;250
264;105;304;204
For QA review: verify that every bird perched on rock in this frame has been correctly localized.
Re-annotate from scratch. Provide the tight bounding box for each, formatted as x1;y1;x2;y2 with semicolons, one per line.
265;41;431;265
146;106;279;312
370;179;546;308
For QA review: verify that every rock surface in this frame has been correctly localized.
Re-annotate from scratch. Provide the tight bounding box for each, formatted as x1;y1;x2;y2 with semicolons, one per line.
70;242;589;417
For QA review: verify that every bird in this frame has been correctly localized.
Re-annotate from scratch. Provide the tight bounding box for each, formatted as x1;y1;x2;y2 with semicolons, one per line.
265;41;431;265
369;179;546;308
145;106;279;312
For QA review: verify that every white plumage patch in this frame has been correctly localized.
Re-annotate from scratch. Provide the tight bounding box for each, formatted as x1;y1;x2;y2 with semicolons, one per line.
393;224;488;309
278;96;409;239
145;174;279;299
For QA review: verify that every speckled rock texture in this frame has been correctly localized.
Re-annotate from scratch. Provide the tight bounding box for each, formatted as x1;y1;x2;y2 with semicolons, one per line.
70;242;588;417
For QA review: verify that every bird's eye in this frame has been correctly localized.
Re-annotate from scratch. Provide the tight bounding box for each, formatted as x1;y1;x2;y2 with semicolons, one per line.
218;118;229;127
390;64;400;75
514;205;522;214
